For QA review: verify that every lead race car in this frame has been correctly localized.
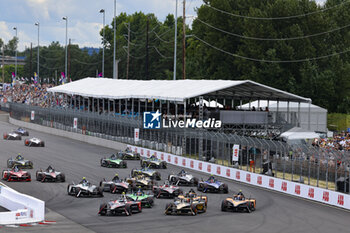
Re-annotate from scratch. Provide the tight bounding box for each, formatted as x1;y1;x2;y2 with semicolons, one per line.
7;154;33;169
24;137;45;147
100;154;127;168
3;132;22;140
165;195;207;216
2;165;31;182
221;191;256;213
126;188;154;207
67;178;104;197
99;194;142;216
141;155;167;169
100;174;130;194
121;148;141;160
197;175;228;193
13;127;29;136
131;167;161;180
36;165;65;182
153;182;183;198
168;169;199;186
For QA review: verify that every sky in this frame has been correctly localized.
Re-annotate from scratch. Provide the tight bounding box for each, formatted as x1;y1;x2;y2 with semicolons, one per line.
0;0;326;51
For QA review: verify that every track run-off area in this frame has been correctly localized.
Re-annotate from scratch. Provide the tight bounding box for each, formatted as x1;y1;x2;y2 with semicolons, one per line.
0;121;350;233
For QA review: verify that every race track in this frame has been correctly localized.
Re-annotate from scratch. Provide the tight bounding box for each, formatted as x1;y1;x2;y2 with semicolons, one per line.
1;121;350;233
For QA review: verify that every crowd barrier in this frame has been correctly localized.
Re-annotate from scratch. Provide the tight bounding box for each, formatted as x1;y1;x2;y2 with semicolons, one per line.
0;182;45;225
128;145;350;210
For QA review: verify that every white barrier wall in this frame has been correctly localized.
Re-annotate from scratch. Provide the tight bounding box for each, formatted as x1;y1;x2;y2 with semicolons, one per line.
128;145;350;210
0;183;45;225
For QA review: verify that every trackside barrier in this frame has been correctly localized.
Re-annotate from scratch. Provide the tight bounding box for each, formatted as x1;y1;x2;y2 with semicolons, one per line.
128;145;350;210
0;182;45;225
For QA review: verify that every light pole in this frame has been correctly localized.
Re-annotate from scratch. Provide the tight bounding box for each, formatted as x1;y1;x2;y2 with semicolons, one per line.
62;16;68;82
173;0;178;80
113;0;117;79
13;27;17;79
100;9;105;78
35;22;40;82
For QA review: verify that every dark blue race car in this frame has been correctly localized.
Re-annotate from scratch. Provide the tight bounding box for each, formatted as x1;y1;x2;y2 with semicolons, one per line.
197;175;228;193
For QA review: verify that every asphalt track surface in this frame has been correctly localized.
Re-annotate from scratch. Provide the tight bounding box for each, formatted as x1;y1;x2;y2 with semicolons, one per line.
1;121;350;233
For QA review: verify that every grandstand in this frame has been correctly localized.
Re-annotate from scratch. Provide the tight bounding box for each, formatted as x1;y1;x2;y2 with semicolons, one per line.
48;77;312;136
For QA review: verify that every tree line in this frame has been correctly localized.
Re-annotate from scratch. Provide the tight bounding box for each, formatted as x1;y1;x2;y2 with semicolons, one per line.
1;0;350;113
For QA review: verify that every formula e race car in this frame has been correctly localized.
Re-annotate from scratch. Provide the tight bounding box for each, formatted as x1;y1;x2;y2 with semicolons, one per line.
13;127;29;136
24;138;45;147
131;167;161;180
36;165;65;182
3;132;22;140
165;196;207;215
121;148;141;160
2;166;31;182
168;170;199;186
126;188;154;207
178;189;208;207
100;175;130;194
221;192;256;213
140;155;167;169
153;182;183;198
100;154;127;168
98;195;142;216
67;178;103;197
197;175;228;193
126;175;157;190
7;154;33;169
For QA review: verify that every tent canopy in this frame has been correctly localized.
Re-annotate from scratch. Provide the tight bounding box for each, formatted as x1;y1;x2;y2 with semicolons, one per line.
280;127;320;140
48;78;311;103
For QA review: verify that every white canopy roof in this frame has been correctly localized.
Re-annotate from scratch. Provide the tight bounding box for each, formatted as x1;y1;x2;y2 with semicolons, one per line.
48;78;311;103
280;127;320;140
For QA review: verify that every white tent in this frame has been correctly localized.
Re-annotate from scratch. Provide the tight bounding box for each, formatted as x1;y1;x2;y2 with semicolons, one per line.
280;127;320;140
238;100;327;132
48;78;311;103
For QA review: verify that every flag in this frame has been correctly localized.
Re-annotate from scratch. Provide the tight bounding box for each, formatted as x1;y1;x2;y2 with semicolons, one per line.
98;72;102;77
60;72;66;84
34;72;38;84
11;72;16;86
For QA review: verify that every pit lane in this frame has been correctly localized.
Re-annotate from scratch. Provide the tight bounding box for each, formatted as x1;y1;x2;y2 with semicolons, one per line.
0;121;349;233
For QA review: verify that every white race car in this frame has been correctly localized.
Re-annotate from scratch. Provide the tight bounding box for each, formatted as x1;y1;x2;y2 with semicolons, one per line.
168;170;199;186
24;138;45;147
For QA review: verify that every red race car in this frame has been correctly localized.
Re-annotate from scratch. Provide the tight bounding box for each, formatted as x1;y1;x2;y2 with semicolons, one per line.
2;166;31;182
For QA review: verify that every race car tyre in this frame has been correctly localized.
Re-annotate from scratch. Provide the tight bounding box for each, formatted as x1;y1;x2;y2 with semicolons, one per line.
122;162;127;168
40;142;45;147
2;171;8;181
58;174;66;182
221;201;227;211
162;163;167;169
36;172;42;181
147;198;154;207
131;169;135;177
99;203;107;216
7;159;13;168
191;204;198;216
98;187;104;197
170;176;177;184
125;205;132;216
250;201;255;211
165;203;172;215
190;178;197;186
223;184;229;193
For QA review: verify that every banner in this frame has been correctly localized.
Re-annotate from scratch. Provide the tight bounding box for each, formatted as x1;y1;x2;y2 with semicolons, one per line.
134;128;140;142
232;144;240;162
73;118;78;129
30;111;35;121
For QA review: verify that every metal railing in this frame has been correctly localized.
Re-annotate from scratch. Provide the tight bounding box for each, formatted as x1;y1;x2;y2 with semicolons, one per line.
9;103;350;193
